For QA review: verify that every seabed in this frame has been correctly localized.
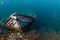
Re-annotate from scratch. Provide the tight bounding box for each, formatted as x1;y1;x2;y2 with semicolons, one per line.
0;13;60;40
0;13;41;40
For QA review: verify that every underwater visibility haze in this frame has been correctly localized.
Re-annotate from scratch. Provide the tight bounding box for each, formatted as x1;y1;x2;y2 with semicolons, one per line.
0;0;60;33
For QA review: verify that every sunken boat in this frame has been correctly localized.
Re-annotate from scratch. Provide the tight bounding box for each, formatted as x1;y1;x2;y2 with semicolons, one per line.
4;13;34;33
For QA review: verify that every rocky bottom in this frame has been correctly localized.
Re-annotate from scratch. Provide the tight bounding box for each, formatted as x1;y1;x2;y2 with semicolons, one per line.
0;29;60;40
